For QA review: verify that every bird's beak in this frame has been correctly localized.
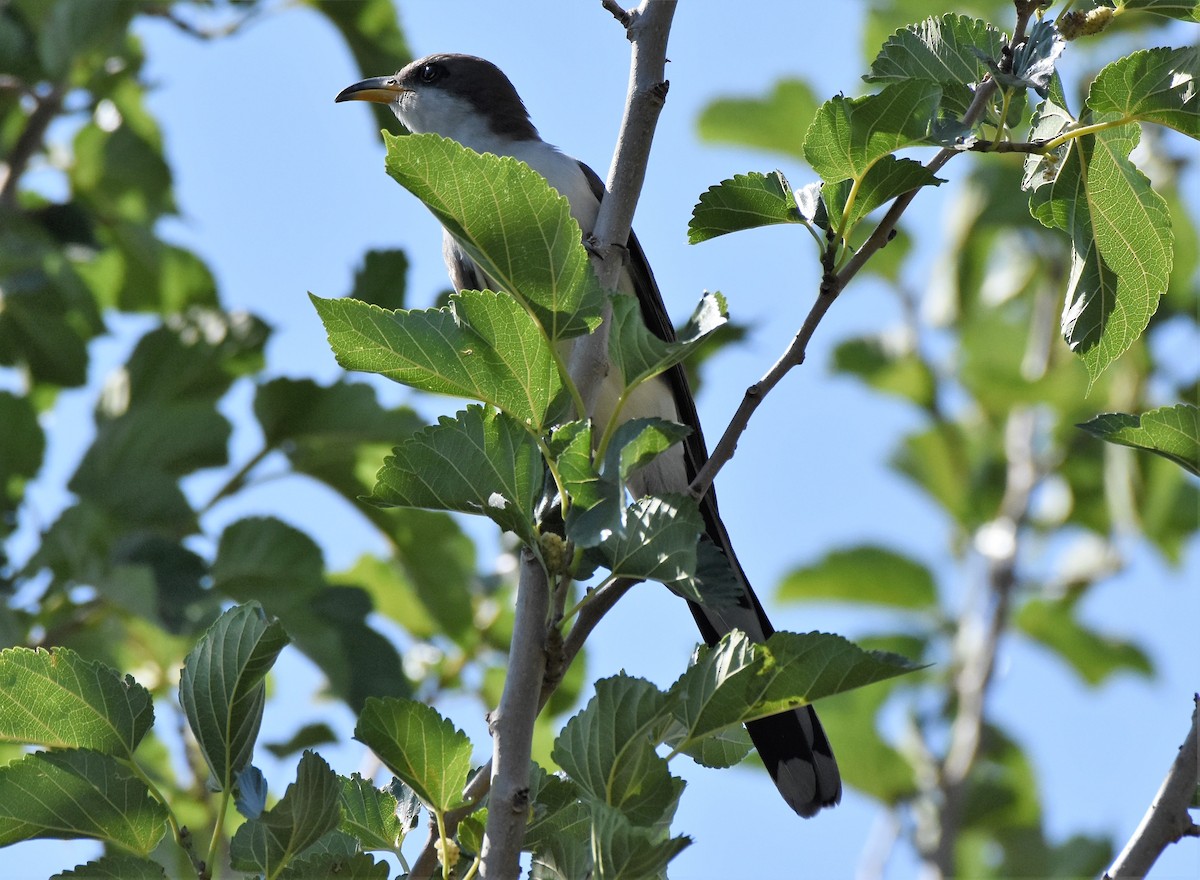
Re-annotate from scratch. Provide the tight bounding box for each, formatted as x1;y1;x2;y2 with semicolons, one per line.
335;76;407;105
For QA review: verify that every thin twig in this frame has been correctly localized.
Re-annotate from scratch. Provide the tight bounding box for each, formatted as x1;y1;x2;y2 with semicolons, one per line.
479;549;551;877
600;0;634;28
0;84;65;210
408;578;637;877
1105;696;1200;880
569;0;677;415
691;8;1039;501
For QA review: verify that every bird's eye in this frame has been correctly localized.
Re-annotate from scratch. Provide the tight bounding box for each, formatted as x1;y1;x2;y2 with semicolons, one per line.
420;63;442;83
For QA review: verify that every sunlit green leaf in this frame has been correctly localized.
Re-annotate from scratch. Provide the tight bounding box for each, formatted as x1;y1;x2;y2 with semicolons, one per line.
0;646;152;756
383;133;605;340
867;14;1004;88
594;494;703;586
688;172;802;243
552;674;681;827
371;405;544;545
1087;46;1200;138
823;155;942;233
0;749;167;854
1029;122;1171;382
589;801;690;878
609;290;728;389
1078;404;1200;475
355;698;473;813
339;773;409;852
1116;0;1200;23
311;291;565;430
804;81;942;184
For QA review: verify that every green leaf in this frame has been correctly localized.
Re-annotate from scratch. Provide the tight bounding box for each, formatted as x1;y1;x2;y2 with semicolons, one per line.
804;81;943;184
121;312;268;406
36;0;134;79
280;851;390;880
311;0;411;100
696;78;818;158
0;646;153;757
867;14;1005;88
1078;404;1200;475
1117;0;1200;23
665;631;763;748
662;716;753;769
69;400;229;529
609;291;728;391
265;723;339;759
383;132;605;340
354;697;473;813
212;518;410;712
758;631;922;706
687;172;802;243
178;603;290;790
595;494;703;586
777;545;937;609
253;378;424;521
254;376;421;469
562;417;695;560
0;391;44;523
830;335;937;407
311;291;565;431
809;649;918;804
664;630;919;764
1087;46;1200;138
589;801;690;880
0;749;167;854
524;764;588;859
338;773;409;852
1017;598;1154;686
346;248;409;309
51;855;167;879
552;674;681;827
823;156;942;233
229;751;343;875
1028;117;1171;382
371;405;544;546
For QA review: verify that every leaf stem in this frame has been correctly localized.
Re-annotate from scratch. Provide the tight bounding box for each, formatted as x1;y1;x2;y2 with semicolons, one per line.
434;809;452;880
1042;114;1134;151
205;784;233;880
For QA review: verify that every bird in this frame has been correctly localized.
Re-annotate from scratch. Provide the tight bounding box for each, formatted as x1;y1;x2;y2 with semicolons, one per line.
336;53;841;818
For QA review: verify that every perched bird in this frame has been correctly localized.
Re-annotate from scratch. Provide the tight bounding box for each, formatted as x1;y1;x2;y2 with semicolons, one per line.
336;53;841;817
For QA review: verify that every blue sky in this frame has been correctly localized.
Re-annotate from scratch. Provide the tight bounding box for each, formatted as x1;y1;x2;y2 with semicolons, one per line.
9;2;1199;877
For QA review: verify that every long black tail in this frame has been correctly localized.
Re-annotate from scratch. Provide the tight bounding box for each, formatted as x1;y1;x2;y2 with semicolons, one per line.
610;190;841;817
685;527;842;818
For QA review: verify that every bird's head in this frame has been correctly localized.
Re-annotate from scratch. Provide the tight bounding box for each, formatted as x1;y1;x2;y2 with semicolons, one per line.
335;53;539;148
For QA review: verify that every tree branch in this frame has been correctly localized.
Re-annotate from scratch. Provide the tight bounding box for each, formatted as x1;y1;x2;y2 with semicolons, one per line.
692;6;1040;502
1106;696;1200;880
0;84;66;211
569;0;677;414
479;548;551;878
408;577;639;878
412;5;677;869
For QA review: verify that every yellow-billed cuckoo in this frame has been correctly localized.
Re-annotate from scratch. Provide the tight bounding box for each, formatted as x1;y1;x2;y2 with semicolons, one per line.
336;53;841;818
